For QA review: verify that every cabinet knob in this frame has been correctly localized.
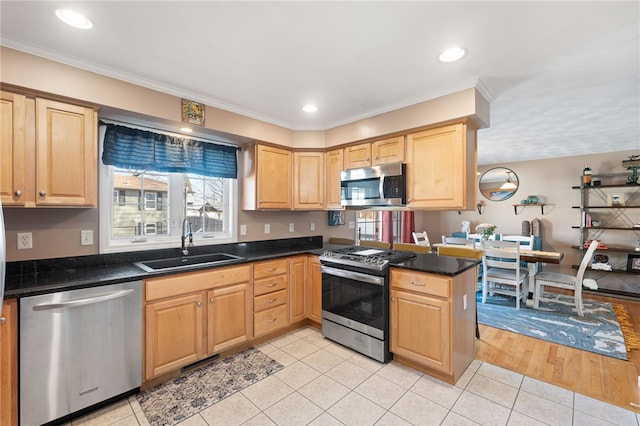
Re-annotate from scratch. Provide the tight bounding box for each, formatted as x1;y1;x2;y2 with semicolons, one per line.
0;317;5;325
259;200;263;203
39;191;47;197
197;301;202;307
407;198;412;203
210;298;215;303
14;190;22;197
391;297;395;303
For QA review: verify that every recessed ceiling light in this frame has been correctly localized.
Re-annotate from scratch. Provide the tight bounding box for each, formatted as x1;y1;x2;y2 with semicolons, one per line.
302;104;318;113
438;47;466;63
179;127;193;133
55;9;93;29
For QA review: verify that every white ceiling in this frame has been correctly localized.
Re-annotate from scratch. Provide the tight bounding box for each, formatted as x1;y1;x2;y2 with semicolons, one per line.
1;1;638;165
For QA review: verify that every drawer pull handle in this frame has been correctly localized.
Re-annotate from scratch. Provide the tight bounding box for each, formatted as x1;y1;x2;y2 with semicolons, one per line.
210;298;215;303
266;282;278;287
197;301;202;307
14;190;22;197
410;281;425;286
266;298;277;303
266;267;278;272
267;317;278;323
39;191;47;197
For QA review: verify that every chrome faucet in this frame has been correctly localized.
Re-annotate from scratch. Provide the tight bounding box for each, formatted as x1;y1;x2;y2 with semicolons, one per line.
181;218;193;255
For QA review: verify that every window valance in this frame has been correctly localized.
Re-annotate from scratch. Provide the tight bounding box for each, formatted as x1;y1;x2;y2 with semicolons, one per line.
101;123;238;179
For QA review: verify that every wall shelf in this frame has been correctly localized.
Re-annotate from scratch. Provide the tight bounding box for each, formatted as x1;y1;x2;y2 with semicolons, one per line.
513;203;545;215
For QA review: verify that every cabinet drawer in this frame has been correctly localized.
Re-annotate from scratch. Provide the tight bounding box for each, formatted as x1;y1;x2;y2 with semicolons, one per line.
254;289;287;312
254;305;289;337
254;275;288;296
391;269;451;298
253;259;288;280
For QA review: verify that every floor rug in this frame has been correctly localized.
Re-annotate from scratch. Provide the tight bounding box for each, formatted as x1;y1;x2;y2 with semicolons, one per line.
477;292;629;360
137;347;283;426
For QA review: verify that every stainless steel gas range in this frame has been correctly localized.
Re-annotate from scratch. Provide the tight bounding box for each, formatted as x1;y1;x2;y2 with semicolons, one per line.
319;246;416;362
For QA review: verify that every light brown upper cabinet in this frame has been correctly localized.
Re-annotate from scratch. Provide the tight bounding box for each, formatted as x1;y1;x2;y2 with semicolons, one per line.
242;144;292;210
0;91;26;206
343;136;405;169
406;123;477;210
1;92;97;207
293;151;324;210
325;148;344;210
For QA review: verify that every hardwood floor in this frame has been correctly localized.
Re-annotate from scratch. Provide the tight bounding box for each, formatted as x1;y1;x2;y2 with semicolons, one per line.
475;293;640;414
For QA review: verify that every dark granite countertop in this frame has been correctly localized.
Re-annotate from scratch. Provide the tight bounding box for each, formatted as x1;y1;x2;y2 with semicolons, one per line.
4;237;479;298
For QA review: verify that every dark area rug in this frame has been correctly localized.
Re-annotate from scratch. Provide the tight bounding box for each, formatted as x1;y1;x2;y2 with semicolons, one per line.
477;292;628;360
137;347;283;426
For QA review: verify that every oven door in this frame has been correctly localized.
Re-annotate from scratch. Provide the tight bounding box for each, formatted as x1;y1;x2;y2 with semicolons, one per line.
321;265;387;339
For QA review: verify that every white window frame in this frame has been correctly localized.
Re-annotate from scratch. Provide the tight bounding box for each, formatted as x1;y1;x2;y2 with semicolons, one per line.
98;124;238;254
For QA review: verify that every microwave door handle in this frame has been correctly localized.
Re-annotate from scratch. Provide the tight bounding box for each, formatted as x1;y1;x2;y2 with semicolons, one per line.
379;175;385;199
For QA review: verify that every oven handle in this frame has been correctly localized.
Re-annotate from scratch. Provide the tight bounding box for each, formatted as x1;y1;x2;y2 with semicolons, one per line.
321;266;385;286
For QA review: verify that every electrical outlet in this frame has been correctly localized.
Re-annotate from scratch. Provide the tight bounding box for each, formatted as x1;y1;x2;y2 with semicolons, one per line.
463;294;468;310
289;223;294;232
264;224;270;234
81;230;93;246
240;224;247;236
310;222;315;231
17;232;32;249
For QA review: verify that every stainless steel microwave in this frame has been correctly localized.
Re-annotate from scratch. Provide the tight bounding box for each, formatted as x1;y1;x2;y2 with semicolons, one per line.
340;163;406;207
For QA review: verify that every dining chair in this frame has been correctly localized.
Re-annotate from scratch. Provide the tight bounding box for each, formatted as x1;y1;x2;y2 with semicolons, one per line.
329;237;355;245
394;242;431;254
482;240;529;309
359;240;391;249
442;236;475;247
501;235;534;249
437;245;484;338
412;231;431;246
466;232;496;243
533;239;598;317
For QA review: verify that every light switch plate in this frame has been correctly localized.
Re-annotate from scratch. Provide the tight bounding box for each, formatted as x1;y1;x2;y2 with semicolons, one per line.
289;223;294;232
81;230;93;246
17;232;32;249
240;224;247;236
264;224;270;234
310;222;315;231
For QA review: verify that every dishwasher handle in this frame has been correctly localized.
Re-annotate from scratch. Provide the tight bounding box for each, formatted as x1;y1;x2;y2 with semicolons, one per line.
32;289;135;311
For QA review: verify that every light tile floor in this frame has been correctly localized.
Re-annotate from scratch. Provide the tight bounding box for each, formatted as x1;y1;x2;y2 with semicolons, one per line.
69;327;640;426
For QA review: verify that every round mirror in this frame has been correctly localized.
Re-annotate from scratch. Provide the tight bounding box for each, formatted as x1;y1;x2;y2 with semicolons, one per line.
479;167;519;201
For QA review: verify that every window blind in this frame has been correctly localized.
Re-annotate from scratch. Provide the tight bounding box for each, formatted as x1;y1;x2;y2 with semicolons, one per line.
101;123;238;178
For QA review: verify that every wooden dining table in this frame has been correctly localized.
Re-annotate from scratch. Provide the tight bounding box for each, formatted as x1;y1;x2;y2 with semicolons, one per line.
434;244;564;301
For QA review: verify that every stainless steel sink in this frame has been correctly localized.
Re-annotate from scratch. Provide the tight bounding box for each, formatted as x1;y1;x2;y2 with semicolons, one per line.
134;253;245;272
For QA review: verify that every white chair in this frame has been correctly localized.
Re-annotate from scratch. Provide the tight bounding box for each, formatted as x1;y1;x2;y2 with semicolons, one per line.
533;239;599;317
466;232;496;243
412;231;430;246
501;235;534;250
442;236;475;247
482;240;529;309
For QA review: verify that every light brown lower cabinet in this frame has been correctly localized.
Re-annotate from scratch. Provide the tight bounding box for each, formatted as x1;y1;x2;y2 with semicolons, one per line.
144;264;251;381
289;256;307;323
253;259;290;338
0;298;18;426
390;267;476;384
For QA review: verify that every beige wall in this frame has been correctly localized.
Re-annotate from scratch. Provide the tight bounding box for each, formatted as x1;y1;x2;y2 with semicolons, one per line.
420;149;638;272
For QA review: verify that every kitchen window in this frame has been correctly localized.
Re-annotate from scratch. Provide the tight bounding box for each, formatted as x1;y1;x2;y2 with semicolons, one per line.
98;122;238;253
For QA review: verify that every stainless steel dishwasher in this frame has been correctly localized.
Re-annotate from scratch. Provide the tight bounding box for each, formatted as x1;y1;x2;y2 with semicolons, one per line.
20;281;142;426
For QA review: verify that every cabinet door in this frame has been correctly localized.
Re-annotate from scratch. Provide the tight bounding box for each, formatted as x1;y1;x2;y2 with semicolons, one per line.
145;293;204;380
207;283;251;354
0;92;26;206
325;149;344;210
293;152;324;209
308;256;323;324
289;256;307;322
0;299;18;426
372;136;405;165
390;289;451;373
344;143;371;169
257;144;292;209
36;98;97;206
406;123;476;209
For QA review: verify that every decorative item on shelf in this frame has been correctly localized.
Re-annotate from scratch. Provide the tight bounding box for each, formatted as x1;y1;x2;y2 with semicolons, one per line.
627;254;640;273
182;99;205;126
527;195;539;204
584;239;608;249
461;220;471;234
328;210;345;226
522;220;531;236
475;223;497;241
622;154;640;185
593;180;602;186
582;164;592;187
592;254;612;271
607;193;625;207
591;219;602;227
